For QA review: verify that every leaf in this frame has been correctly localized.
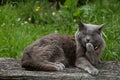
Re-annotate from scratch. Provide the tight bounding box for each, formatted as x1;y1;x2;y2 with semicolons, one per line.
73;8;84;17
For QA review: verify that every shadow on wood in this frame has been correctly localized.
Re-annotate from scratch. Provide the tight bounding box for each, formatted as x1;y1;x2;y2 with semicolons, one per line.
0;58;120;80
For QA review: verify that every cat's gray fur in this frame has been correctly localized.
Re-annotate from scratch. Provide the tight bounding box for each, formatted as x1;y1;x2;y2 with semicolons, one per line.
21;22;105;75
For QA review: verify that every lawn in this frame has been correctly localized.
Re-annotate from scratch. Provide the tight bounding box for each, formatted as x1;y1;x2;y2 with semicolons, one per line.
0;0;120;61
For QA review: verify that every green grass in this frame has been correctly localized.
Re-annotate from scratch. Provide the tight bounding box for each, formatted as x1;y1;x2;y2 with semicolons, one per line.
0;0;120;61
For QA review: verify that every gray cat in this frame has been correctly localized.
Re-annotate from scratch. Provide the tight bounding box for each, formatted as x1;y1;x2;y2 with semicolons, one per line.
21;22;105;75
75;22;105;75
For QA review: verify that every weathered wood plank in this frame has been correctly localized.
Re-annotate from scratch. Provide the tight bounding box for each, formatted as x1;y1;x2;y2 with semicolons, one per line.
0;58;120;80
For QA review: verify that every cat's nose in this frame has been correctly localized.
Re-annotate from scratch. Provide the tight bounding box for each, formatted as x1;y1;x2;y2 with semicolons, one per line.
86;39;90;43
85;36;91;43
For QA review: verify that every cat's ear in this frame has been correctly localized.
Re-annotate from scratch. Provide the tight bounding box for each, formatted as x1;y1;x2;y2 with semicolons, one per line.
97;24;104;33
98;24;104;31
78;21;84;30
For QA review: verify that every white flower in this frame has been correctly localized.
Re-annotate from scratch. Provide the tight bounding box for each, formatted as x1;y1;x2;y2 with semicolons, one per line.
28;18;31;21
54;30;58;33
17;18;21;21
52;12;56;16
24;21;28;24
73;19;76;22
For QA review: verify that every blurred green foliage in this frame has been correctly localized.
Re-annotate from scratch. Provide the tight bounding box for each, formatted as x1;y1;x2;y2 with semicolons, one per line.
0;0;120;61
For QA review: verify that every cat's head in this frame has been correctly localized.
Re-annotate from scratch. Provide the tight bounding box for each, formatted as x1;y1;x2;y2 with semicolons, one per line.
75;22;104;50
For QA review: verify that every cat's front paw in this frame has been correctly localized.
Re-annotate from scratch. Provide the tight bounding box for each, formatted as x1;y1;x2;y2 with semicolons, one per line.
86;43;94;52
88;68;99;76
56;63;65;71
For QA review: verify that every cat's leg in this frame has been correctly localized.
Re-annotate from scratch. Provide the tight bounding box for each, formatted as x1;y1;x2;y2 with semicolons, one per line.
35;61;66;71
22;59;65;71
22;45;67;71
85;43;98;65
34;45;67;71
75;57;99;75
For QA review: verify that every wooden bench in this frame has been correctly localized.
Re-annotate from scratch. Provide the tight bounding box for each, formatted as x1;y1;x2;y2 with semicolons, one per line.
0;58;120;80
